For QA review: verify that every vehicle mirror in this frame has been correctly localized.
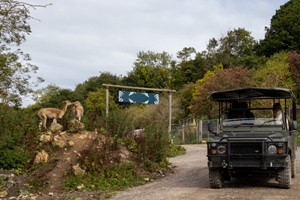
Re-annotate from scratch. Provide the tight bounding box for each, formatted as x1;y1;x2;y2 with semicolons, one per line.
208;122;213;132
207;122;217;136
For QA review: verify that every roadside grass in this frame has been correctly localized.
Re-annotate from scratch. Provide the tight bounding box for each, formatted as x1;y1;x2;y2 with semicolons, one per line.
63;162;145;191
63;143;185;192
167;144;186;157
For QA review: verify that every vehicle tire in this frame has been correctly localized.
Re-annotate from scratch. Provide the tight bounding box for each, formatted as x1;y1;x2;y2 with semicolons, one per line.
291;158;296;178
278;155;291;189
209;168;224;189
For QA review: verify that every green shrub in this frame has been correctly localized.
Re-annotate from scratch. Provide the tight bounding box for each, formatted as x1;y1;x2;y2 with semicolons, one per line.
0;148;31;169
63;162;144;191
137;123;170;164
167;144;186;157
104;109;134;138
0;104;39;169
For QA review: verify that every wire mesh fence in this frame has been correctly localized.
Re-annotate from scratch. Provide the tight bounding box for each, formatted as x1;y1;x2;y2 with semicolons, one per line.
171;118;218;144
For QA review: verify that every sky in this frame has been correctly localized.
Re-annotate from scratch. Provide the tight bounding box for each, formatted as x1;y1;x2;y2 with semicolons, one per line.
22;0;288;105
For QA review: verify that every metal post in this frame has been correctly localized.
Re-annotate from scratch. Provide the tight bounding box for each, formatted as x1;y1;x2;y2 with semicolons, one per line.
105;86;109;117
168;92;172;133
182;124;185;144
199;118;203;144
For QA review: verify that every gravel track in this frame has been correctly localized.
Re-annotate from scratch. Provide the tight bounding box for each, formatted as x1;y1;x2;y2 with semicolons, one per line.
110;144;300;200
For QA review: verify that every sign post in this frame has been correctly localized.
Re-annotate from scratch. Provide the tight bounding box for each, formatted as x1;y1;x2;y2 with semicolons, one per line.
103;84;176;136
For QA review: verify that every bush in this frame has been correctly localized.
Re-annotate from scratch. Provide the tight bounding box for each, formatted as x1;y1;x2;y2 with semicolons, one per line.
0;148;31;169
0;104;39;169
63;162;144;191
137;123;170;164
167;144;186;157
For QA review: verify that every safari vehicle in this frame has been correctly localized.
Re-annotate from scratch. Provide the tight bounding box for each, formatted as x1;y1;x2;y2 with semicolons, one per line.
207;88;297;189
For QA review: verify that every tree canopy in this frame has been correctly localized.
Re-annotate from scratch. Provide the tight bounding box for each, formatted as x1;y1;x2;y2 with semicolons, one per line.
203;28;257;69
190;66;252;118
256;0;300;57
0;1;49;106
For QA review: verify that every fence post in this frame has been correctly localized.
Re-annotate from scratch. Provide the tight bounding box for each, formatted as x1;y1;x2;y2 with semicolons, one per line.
199;118;203;144
196;119;199;143
182;124;185;144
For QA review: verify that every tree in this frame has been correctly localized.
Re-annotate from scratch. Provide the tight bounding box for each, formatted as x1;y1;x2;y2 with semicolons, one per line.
175;83;195;119
190;66;252;118
288;51;300;96
34;84;82;108
75;72;122;101
177;47;196;62
253;52;296;90
86;88;118;122
123;51;174;89
0;1;50;106
256;0;300;57
203;28;257;68
171;51;210;90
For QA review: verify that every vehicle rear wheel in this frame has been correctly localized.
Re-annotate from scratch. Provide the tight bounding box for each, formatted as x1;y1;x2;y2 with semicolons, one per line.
278;155;291;189
209;168;224;189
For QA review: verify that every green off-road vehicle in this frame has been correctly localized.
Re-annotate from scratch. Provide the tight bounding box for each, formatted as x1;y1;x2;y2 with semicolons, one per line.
207;88;297;189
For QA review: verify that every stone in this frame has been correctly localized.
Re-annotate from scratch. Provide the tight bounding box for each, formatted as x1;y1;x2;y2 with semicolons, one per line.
68;119;85;133
72;164;86;176
77;184;85;191
52;135;66;148
40;134;52;143
68;140;75;147
34;150;49;164
50;122;63;133
0;190;8;198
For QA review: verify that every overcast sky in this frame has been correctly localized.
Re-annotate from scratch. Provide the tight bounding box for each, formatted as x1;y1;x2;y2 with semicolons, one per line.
22;0;288;104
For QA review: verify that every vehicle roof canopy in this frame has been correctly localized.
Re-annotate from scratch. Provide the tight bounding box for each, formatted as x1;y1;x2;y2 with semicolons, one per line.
209;87;295;101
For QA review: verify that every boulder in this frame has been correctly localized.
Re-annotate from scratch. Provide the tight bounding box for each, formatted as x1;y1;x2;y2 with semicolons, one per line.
52;135;67;148
72;164;86;176
34;150;49;164
40;133;52;143
68;119;85;133
0;190;7;198
50;122;63;133
68;140;75;147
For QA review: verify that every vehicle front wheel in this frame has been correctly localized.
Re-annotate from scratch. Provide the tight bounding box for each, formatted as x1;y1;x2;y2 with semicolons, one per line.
278;155;291;189
209;168;224;189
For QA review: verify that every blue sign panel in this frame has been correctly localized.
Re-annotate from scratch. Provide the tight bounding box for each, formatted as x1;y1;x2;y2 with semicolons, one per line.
119;91;159;104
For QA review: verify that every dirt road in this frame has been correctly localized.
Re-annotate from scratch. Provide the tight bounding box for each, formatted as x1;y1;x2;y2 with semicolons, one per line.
110;144;300;200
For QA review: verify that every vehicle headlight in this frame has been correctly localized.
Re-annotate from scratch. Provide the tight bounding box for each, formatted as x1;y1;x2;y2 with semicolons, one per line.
217;145;226;154
268;145;277;154
211;143;217;147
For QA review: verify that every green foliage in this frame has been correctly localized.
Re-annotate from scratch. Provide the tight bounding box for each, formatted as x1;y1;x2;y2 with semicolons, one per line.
0;1;46;106
288;51;300;97
0;104;39;169
134;50;173;68
171;52;210;90
105;109;134;138
175;83;195;119
75;72;122;100
125;96;182;128
204;28;257;68
0;148;31;169
63;162;144;191
123;51;173;88
254;51;296;90
85;88;118;130
166;144;186;157
137;123;170;164
257;0;300;57
190;66;252;118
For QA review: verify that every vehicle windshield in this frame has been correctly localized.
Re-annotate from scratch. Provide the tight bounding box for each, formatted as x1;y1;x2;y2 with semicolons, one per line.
220;100;290;130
